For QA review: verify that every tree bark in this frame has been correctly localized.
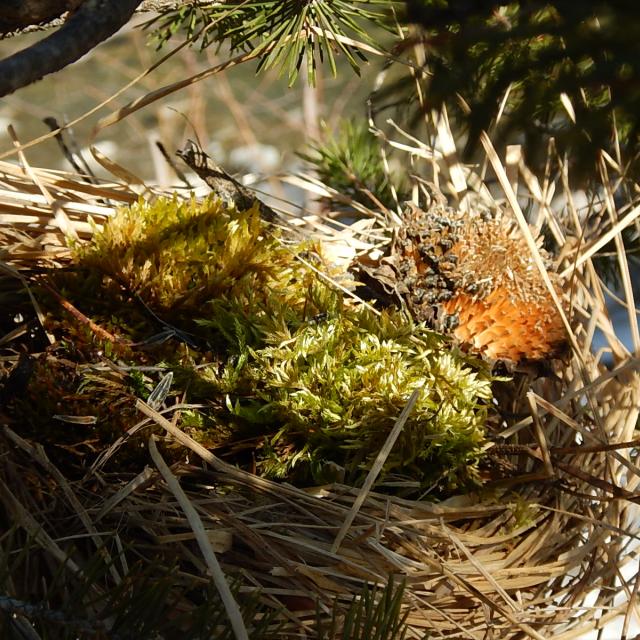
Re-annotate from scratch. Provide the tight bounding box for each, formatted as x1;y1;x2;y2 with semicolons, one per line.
0;1;211;36
0;0;83;34
0;0;143;97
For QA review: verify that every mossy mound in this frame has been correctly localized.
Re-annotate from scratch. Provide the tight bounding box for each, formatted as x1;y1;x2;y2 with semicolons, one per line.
15;195;496;493
72;195;336;348
218;309;492;488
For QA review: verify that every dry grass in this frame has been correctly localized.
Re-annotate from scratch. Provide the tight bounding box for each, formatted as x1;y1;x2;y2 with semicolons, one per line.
1;114;639;639
0;20;639;635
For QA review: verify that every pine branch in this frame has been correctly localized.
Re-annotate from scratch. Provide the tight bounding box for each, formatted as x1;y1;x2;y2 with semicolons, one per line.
147;1;399;85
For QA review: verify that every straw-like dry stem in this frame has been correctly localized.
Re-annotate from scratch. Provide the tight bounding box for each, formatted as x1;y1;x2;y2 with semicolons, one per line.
0;126;638;639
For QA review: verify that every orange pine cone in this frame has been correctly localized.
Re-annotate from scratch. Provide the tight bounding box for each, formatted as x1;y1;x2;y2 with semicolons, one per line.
388;202;567;364
443;288;566;362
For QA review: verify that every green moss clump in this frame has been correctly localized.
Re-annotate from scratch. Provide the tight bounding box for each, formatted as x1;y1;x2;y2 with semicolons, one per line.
13;353;141;459
75;195;339;349
78;195;298;313
22;195;497;494
219;308;493;489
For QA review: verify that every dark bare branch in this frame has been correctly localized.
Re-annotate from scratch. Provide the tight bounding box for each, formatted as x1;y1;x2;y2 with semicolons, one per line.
0;0;142;97
0;0;82;34
0;1;211;38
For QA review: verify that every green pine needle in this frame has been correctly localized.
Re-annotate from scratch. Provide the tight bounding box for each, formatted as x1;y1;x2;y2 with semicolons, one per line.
317;576;417;640
146;1;400;85
300;119;406;211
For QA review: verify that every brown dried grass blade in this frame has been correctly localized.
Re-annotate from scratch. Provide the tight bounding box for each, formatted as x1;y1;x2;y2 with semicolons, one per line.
148;436;249;640
331;386;422;553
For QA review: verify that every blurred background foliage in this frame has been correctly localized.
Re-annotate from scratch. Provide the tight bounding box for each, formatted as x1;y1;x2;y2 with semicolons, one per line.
144;0;640;181
398;0;640;179
1;1;639;286
5;2;640;184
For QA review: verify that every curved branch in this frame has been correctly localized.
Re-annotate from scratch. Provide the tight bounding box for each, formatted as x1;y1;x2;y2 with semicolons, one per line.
0;0;143;97
0;1;82;34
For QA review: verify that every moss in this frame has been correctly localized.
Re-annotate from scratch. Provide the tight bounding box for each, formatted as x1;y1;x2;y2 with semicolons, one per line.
73;194;340;351
15;195;497;494
77;196;278;311
215;308;493;490
14;354;140;458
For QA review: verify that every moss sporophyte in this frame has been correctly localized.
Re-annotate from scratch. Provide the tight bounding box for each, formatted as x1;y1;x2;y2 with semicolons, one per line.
21;195;496;493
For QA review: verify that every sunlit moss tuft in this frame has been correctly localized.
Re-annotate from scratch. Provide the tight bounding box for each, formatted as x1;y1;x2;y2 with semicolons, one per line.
74;195;341;350
43;195;498;493
214;308;494;490
80;196;295;311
